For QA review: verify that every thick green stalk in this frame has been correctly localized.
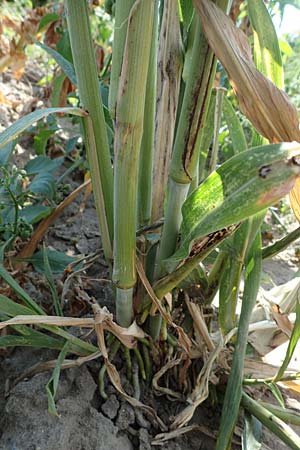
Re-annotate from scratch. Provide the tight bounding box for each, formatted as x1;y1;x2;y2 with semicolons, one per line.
113;0;155;326
258;402;300;425
216;233;262;449
65;0;113;255
108;0;136;119
158;0;229;269
151;0;183;222
138;1;159;227
156;180;190;265
241;393;300;450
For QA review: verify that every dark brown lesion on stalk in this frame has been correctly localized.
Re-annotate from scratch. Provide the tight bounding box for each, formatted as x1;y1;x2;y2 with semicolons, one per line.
181;48;216;181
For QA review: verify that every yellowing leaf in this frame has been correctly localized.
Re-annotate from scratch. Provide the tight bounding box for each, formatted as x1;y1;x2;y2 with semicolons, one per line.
193;0;300;144
290;177;300;223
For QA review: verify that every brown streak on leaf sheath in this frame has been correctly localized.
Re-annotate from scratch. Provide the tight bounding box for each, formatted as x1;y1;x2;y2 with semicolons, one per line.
182;46;215;181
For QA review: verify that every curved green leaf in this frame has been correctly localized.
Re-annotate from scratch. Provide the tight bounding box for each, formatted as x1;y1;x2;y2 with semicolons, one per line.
28;172;56;199
25;156;64;175
164;142;300;272
248;0;283;89
217;233;262;449
0;107;86;151
34;38;77;85
223;95;247;154
20;205;53;224
0;333;63;350
274;300;300;382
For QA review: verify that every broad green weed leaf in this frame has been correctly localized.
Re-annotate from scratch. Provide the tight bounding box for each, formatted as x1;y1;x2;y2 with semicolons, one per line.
25;156;64;175
56;30;73;63
0;107;86;151
28;172;56;199
33;129;56;155
19;248;82;274
165;143;300;272
19;205;53;224
37;12;60;32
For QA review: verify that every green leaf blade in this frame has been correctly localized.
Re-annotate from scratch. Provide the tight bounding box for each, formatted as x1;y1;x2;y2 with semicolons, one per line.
0;107;86;151
164;142;300;272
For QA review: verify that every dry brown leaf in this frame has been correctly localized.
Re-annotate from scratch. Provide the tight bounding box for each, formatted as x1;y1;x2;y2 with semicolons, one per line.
170;329;236;430
136;257;192;356
44;20;61;48
193;0;300;144
152;424;216;446
280;380;300;394
185;295;215;352
0;306;144;349
92;304;167;431
57;77;74;108
95;44;104;73
11;53;26;80
0;91;14;106
290;177;300;222
152;356;185;399
271;304;294;338
11;352;101;388
2;16;20;34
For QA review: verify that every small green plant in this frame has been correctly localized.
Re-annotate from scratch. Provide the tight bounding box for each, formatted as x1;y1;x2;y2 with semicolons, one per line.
1;0;300;448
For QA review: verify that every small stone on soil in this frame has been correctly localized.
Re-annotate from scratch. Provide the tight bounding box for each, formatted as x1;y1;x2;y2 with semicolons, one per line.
116;403;136;430
101;394;120;419
139;428;152;450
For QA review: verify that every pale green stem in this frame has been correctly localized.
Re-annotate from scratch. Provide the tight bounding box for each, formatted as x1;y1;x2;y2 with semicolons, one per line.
138;1;159;227
65;0;113;258
156;180;190;274
158;1;229;271
108;0;136;119
151;0;183;222
113;0;155;326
